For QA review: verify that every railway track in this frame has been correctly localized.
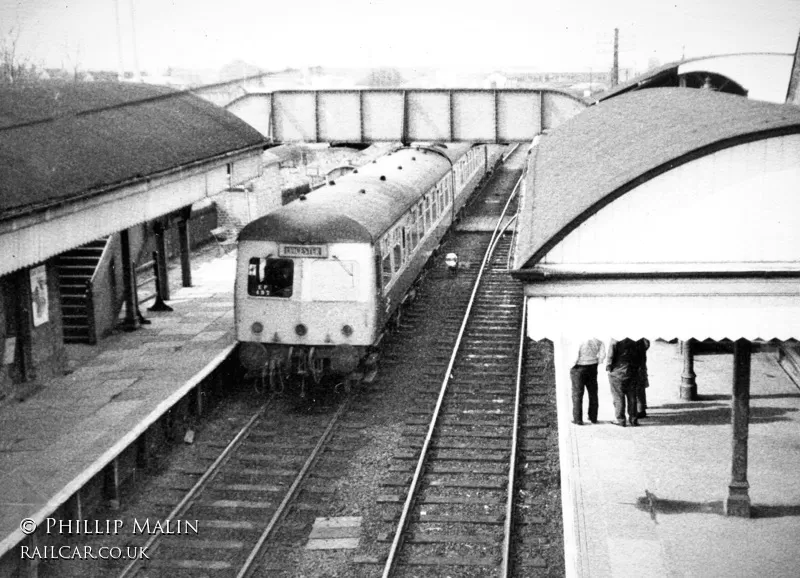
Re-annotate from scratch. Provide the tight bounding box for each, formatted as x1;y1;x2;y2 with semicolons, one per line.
375;191;558;577
62;147;562;578
118;393;355;578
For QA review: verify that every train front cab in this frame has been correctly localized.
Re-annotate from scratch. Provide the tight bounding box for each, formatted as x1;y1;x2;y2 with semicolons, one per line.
235;239;377;383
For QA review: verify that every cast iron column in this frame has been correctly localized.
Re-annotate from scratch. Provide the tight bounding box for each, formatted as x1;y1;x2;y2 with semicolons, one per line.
178;218;192;288
153;220;170;301
120;229;140;331
725;338;751;517
680;338;697;400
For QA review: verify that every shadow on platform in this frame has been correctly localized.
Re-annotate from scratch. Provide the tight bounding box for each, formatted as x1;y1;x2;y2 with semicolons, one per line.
635;492;800;520
635;492;724;522
647;404;797;426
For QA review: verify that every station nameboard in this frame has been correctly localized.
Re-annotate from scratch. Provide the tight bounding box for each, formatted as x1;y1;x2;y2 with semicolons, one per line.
279;244;327;258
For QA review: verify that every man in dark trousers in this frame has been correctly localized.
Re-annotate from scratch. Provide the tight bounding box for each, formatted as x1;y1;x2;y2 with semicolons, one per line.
606;338;644;426
636;338;651;418
570;338;606;425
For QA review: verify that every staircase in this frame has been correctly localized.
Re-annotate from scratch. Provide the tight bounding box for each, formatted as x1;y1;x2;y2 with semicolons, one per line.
57;237;108;344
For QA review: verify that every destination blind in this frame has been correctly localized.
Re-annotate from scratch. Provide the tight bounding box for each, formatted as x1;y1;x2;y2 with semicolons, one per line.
279;244;328;258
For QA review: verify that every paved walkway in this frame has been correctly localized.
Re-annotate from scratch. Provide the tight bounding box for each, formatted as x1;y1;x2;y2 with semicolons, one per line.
0;249;238;559
559;340;800;578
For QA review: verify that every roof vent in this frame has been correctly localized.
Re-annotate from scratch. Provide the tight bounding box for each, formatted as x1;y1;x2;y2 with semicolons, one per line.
299;194;307;201
353;169;359;173
359;189;366;194
329;180;335;185
397;166;402;170
412;156;416;161
380;175;386;181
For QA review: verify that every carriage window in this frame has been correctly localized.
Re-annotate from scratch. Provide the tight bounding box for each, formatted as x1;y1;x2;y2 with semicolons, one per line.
424;197;432;230
393;243;402;272
382;254;392;285
248;257;293;297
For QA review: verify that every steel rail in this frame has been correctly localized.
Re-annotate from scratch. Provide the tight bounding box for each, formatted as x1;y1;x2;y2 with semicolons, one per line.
118;402;270;578
501;295;528;577
381;173;524;578
237;396;352;578
501;143;520;163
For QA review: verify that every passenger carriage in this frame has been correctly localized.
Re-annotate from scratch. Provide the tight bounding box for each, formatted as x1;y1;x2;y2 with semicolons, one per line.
235;143;489;392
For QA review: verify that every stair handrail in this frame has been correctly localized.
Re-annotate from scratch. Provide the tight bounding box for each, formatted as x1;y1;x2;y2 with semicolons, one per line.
89;235;115;286
86;235;117;344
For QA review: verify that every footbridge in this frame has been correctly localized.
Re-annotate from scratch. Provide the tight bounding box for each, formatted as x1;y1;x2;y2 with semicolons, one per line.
225;89;588;143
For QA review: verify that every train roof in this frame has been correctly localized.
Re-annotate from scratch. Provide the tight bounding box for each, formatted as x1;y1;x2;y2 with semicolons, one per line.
239;143;474;244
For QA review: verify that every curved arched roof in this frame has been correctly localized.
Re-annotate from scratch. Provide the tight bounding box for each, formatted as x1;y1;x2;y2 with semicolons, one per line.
0;82;267;218
597;53;793;103
514;87;800;270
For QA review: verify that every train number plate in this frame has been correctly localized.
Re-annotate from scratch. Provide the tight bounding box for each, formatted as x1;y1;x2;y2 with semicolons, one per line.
279;244;327;258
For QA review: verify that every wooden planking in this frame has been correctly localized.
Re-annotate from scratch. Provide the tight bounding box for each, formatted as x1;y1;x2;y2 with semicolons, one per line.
305;516;361;550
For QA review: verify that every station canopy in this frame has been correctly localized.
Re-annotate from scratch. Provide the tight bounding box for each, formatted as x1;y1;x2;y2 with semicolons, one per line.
512;88;800;341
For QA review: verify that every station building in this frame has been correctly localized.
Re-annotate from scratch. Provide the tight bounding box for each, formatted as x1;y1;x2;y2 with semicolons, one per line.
0;82;267;404
511;87;800;521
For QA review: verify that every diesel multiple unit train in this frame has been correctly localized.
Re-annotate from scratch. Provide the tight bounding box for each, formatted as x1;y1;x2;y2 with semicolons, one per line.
235;142;496;392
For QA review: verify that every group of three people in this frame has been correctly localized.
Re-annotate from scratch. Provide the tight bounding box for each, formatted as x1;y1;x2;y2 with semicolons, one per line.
571;338;650;427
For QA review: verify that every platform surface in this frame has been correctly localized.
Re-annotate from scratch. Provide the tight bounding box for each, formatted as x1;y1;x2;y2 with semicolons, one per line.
0;248;238;558
559;340;800;578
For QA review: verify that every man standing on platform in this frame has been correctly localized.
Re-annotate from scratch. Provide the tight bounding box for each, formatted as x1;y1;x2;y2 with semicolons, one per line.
606;338;643;426
571;338;606;425
636;338;651;419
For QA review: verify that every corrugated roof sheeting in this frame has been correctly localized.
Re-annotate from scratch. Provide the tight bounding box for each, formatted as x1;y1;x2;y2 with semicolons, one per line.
514;88;800;270
0;82;267;216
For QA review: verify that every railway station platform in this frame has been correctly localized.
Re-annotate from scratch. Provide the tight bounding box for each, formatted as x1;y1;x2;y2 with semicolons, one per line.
0;245;238;564
560;340;800;577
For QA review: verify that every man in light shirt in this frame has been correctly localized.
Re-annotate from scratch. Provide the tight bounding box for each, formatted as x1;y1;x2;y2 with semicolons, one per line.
571;338;606;425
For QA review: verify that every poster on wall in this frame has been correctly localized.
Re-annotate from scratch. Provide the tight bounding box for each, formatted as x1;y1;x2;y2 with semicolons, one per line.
2;337;15;365
30;265;49;327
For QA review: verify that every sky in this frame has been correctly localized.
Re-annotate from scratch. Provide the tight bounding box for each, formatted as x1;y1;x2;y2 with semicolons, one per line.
1;0;798;75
